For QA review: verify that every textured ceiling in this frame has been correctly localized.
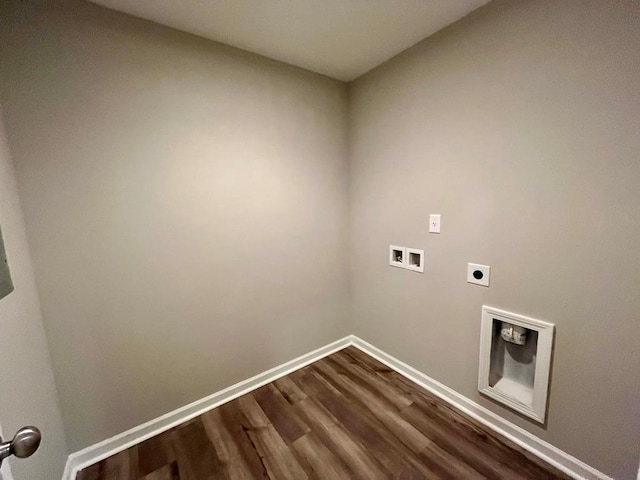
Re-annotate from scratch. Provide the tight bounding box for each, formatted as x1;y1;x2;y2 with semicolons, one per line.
89;0;490;81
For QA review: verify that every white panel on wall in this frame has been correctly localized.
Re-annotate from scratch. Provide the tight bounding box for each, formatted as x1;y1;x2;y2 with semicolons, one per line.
478;306;555;424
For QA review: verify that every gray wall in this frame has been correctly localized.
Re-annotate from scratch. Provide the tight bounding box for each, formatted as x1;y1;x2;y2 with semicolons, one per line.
0;1;350;451
349;1;640;478
0;106;68;479
2;0;640;478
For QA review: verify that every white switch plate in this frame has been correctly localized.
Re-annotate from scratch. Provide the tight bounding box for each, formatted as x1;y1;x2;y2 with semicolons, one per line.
429;214;441;233
467;263;490;287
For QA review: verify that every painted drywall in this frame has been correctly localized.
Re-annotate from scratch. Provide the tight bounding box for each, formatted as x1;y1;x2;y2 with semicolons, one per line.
89;0;490;81
2;0;639;477
0;1;350;451
349;1;640;479
0;107;68;478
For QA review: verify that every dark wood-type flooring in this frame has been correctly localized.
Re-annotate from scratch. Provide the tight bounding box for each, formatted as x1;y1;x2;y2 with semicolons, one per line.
77;346;570;480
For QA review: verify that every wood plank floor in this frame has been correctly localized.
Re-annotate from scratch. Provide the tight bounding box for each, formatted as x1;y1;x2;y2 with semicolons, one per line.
77;346;570;480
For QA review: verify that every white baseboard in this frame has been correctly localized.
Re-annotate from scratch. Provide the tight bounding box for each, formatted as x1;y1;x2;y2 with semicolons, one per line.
61;336;352;480
350;336;612;480
62;334;612;480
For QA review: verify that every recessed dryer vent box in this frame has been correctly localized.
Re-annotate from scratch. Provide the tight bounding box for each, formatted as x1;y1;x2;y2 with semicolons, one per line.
478;306;555;423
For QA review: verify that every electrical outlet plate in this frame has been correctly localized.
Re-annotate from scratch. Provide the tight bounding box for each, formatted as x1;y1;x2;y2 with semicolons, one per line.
467;263;490;287
429;214;441;233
